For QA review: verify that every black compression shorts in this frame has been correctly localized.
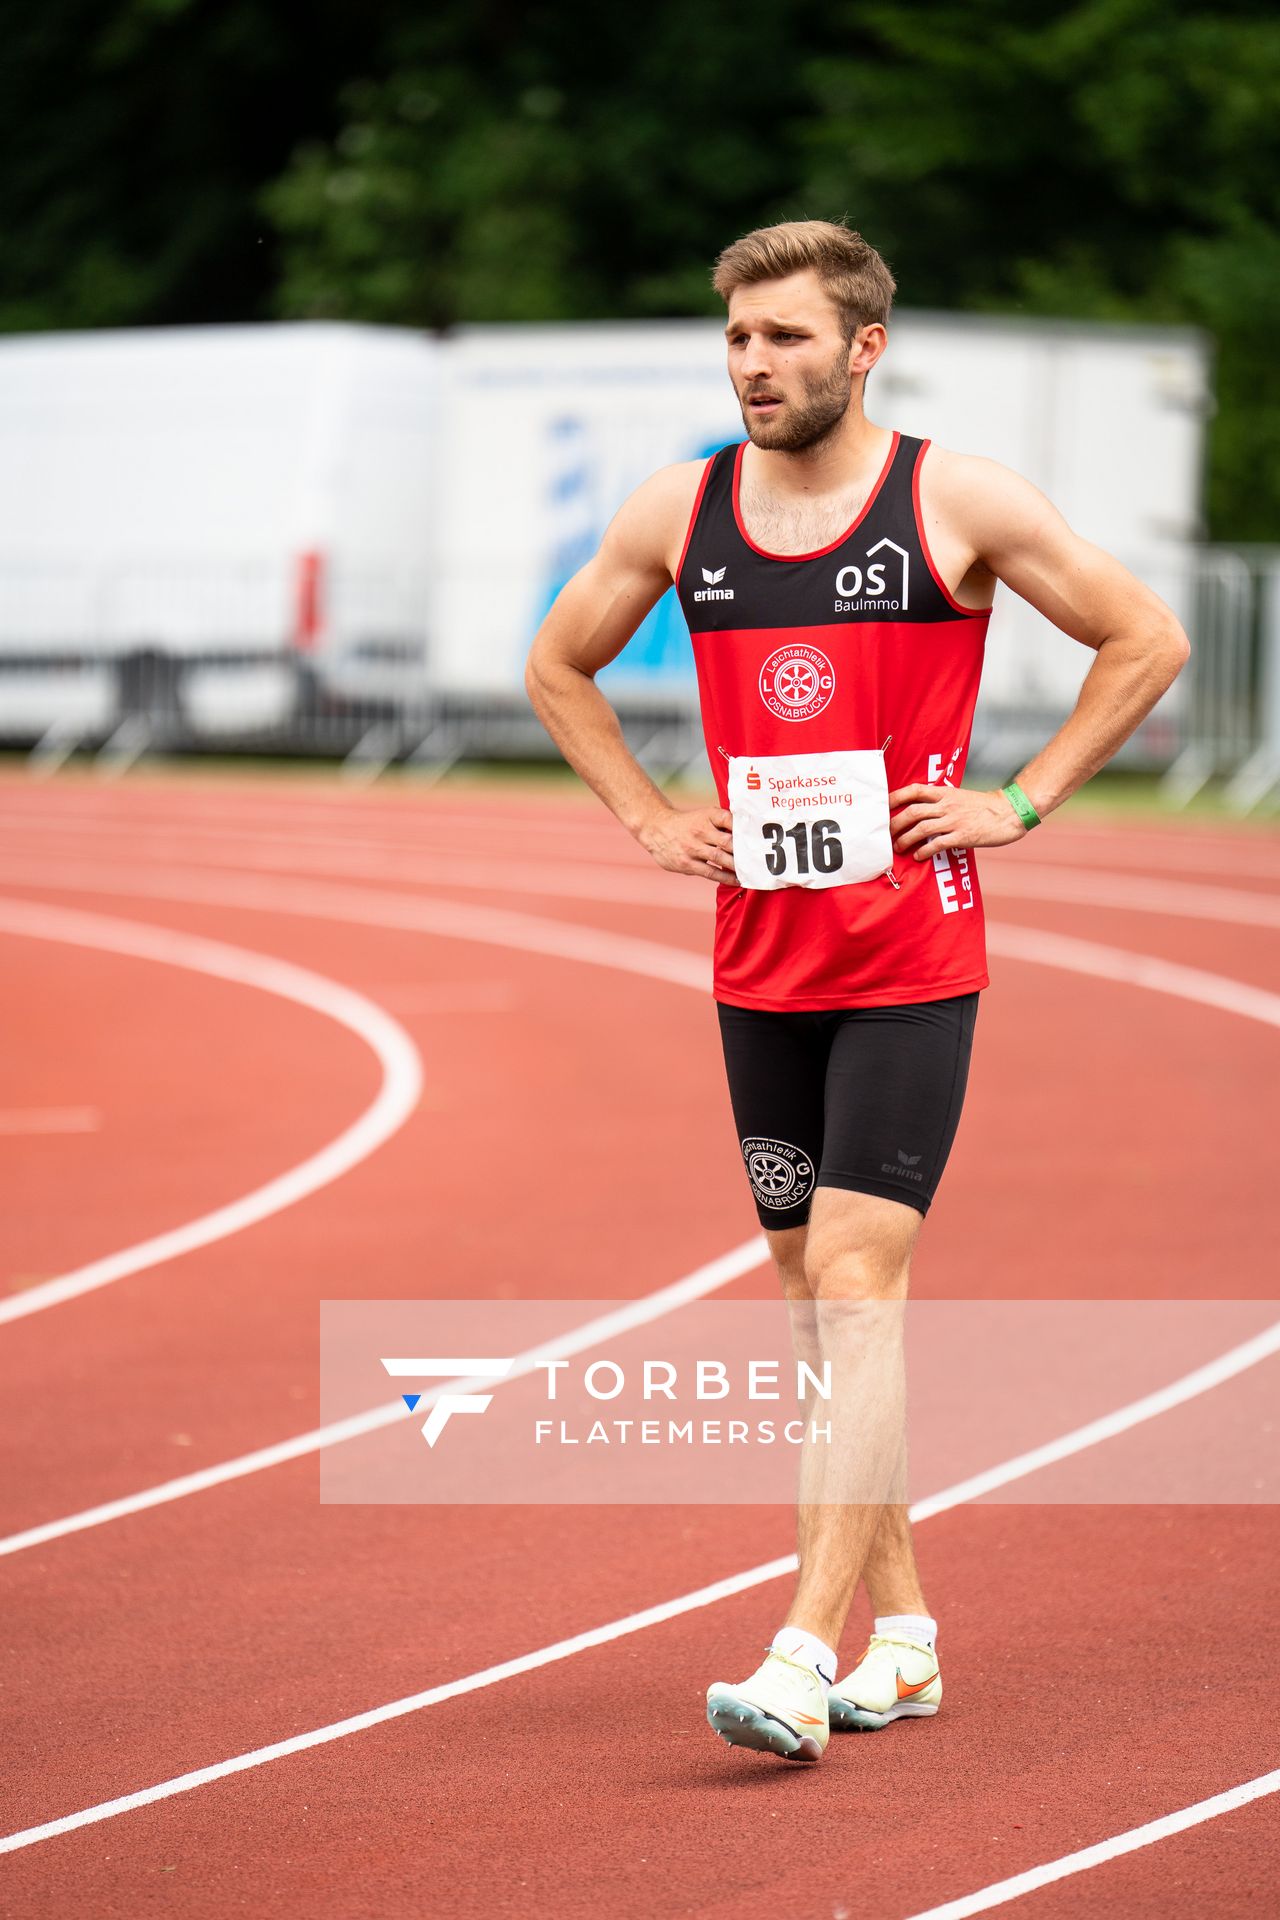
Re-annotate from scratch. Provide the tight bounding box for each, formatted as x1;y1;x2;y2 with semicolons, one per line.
717;992;980;1228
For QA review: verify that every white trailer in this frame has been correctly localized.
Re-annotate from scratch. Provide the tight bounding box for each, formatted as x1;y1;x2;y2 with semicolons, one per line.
0;323;441;741
0;313;1211;759
435;315;1211;747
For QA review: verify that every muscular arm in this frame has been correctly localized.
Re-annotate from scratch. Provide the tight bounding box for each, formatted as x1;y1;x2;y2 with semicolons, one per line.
525;461;737;881
891;450;1191;859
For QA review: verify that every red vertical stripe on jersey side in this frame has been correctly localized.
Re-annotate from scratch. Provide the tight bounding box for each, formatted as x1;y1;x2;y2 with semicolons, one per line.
732;431;901;562
674;457;717;589
911;439;995;618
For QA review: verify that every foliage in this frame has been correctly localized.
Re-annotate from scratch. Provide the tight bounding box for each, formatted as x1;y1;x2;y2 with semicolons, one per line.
2;0;1277;535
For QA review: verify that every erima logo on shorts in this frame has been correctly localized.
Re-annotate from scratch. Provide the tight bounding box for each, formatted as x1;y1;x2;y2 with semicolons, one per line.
881;1148;925;1182
742;1136;815;1210
695;565;735;603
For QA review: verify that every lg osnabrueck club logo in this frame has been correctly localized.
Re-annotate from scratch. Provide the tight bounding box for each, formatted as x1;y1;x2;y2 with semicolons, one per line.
758;644;835;722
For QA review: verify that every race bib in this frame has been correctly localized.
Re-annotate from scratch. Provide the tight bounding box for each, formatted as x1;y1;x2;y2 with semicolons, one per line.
727;750;893;891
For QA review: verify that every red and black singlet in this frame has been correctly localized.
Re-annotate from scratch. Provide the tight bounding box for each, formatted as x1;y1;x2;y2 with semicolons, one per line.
675;431;992;1011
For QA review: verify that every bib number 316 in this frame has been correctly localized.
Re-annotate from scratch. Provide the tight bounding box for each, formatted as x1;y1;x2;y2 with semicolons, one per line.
727;748;894;892
762;818;844;879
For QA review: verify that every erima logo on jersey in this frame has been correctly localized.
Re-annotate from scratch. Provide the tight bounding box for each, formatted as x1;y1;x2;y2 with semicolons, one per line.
834;538;910;613
695;564;735;603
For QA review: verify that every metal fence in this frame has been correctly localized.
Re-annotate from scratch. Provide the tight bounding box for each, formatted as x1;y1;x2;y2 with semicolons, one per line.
3;547;1277;809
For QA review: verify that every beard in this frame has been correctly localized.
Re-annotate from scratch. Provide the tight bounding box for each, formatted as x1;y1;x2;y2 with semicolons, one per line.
739;345;852;452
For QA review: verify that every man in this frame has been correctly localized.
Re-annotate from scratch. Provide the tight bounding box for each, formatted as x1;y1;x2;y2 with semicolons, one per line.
525;218;1189;1763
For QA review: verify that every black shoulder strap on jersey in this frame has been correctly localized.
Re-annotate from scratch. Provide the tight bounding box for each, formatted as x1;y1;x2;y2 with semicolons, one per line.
873;432;924;523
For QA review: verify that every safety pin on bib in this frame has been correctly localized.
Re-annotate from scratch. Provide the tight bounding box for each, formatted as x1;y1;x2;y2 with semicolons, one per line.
880;738;899;886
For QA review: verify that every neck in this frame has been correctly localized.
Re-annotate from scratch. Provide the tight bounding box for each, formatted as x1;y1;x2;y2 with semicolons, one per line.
746;405;889;498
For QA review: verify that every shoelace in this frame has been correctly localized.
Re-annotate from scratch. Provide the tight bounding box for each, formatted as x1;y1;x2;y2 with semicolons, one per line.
863;1633;935;1660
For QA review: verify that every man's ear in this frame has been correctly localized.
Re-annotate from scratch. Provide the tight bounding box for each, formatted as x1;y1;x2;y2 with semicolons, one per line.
850;323;888;377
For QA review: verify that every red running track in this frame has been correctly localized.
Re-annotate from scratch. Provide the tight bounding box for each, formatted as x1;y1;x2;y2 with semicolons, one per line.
0;767;1277;1919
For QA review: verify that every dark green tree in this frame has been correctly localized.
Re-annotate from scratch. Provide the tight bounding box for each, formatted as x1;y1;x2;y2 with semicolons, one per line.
2;0;1276;536
263;2;842;327
796;0;1280;536
0;0;385;330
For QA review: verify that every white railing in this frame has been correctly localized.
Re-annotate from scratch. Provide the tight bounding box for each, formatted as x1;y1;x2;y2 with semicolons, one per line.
0;547;1271;806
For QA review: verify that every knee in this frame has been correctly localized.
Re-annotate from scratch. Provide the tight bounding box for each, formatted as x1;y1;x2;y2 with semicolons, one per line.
803;1226;910;1303
769;1227;813;1303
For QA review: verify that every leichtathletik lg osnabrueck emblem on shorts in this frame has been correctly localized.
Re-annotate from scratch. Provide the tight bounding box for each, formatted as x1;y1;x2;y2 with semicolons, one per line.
742;1136;815;1210
758;644;836;722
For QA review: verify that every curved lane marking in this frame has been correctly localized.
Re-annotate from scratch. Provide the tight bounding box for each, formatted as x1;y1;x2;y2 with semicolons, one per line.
0;854;1277;1859
0;898;423;1326
0;861;1275;1550
0;1312;1277;1855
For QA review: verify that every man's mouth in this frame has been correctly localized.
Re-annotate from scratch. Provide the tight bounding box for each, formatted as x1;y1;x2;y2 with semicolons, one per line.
747;392;783;413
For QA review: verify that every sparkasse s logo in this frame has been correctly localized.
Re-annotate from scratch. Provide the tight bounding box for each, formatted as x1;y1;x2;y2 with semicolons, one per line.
695;564;735;604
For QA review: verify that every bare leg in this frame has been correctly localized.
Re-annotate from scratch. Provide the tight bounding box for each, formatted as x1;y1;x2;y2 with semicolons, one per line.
770;1187;924;1651
859;1476;928;1618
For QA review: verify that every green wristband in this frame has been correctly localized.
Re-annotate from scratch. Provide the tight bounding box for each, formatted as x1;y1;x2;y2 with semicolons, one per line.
1001;781;1041;831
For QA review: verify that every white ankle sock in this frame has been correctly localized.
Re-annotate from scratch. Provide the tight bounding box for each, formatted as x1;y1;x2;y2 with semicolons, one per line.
771;1628;837;1688
874;1612;937;1648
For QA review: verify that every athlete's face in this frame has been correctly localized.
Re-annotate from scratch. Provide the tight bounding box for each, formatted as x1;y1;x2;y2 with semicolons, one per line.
725;271;875;452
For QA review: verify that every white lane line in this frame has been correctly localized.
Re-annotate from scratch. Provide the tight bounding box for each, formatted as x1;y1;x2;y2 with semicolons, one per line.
0;864;1273;1518
115;833;696;913
4;812;656;877
0;860;711;992
0;1561;802;1858
987;923;1280;1030
7;786;1280;877
3;796;637;861
901;1767;1280;1920
0;1107;100;1134
8;861;1280;1031
5;857;1280;1047
982;864;1280;929
5;832;1280;930
3;1309;1277;1856
4;1278;1274;1565
0;1235;768;1558
0;827;1273;1848
909;1314;1280;1518
0;899;422;1325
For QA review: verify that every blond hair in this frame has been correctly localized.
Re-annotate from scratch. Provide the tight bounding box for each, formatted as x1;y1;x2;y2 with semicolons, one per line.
712;218;896;340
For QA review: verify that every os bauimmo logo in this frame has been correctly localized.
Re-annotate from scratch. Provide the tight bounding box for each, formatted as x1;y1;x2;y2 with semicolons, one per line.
833;537;911;613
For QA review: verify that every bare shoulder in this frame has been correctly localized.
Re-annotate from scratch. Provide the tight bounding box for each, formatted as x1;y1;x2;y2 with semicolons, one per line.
919;443;1064;550
601;458;710;581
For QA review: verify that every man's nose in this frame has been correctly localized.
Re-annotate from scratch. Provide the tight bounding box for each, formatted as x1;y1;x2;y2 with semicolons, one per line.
740;338;772;380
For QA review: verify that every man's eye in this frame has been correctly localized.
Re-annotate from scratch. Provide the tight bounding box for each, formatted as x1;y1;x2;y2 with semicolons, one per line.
773;331;798;343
